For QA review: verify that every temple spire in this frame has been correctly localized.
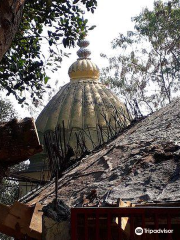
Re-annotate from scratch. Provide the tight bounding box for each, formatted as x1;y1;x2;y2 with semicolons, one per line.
68;36;100;81
77;38;91;59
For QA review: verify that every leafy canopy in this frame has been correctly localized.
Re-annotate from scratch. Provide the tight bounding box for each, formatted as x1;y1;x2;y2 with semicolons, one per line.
101;0;180;115
0;97;17;121
0;0;97;104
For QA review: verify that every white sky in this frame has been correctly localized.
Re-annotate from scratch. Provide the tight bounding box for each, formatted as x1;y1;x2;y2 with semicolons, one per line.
13;0;155;118
58;0;154;83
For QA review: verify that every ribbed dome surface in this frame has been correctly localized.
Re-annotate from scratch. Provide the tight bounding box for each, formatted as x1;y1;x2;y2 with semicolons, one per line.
68;59;100;80
36;80;129;148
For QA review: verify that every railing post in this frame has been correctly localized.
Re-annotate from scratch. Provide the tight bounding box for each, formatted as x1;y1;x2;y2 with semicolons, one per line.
130;216;135;240
118;215;122;240
85;213;88;240
141;214;145;240
154;214;159;240
167;215;172;240
96;211;100;240
71;209;77;240
107;213;111;240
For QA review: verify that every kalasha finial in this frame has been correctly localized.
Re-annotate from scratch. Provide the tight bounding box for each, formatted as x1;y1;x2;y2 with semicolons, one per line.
77;38;91;59
68;34;100;81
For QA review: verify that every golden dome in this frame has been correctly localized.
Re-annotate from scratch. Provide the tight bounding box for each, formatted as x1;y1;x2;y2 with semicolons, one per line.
35;37;130;149
68;59;100;80
68;38;100;81
37;80;128;132
29;37;130;173
36;80;130;151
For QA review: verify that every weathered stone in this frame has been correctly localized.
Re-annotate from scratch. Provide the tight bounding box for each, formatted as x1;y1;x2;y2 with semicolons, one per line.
0;118;42;182
43;199;70;222
22;98;180;207
42;216;70;240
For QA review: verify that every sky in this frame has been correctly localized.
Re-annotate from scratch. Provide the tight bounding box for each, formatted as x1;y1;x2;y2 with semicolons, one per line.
58;0;155;83
14;0;155;118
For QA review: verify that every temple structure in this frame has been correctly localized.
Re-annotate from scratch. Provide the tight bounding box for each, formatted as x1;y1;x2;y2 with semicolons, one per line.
1;37;180;240
2;96;180;240
15;37;130;196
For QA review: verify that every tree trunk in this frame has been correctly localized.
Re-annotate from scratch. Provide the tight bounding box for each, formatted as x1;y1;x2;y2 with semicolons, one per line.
0;0;25;61
0;118;43;182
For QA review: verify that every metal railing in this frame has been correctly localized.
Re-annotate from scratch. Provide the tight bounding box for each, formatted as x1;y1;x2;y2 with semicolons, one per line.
71;207;180;240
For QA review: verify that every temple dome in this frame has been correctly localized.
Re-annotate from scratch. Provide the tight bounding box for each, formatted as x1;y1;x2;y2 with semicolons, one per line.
36;37;130;149
16;37;131;198
27;36;131;180
36;80;128;147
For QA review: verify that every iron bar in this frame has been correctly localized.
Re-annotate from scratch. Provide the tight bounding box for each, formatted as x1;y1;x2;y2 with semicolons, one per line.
62;120;67;157
130;216;135;240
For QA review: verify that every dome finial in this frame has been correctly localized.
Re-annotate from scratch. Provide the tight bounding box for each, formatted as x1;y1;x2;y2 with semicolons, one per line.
77;36;91;59
68;34;100;81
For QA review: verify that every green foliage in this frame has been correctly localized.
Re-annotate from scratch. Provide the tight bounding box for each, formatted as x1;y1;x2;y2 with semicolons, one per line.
0;98;30;239
0;99;19;239
0;179;19;205
0;178;18;239
0;0;97;105
0;97;17;121
101;0;180;115
0;234;13;240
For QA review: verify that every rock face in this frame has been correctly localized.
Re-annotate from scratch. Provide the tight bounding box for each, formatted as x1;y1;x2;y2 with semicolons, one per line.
42;200;70;240
42;216;70;240
0;118;42;182
21;98;180;207
43;199;70;222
